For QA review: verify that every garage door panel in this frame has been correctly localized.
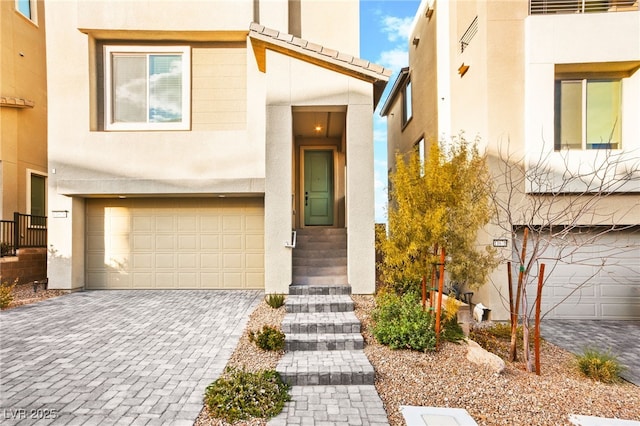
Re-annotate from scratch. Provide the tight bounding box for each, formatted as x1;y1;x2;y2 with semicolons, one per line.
200;253;220;268
200;272;220;288
178;216;197;231
155;273;176;288
178;235;197;250
223;235;242;249
155;235;176;250
132;215;154;231
553;302;597;318
223;272;243;288
526;229;639;319
601;283;638;297
155;216;176;232
246;272;265;288
200;216;221;232
223;253;242;268
201;235;220;249
133;253;153;269
87;198;264;290
178;253;197;268
602;302;640;319
133;273;153;288
133;235;153;250
223;216;242;231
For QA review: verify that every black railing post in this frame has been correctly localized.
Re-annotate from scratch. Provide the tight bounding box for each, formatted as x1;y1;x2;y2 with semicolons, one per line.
14;212;20;251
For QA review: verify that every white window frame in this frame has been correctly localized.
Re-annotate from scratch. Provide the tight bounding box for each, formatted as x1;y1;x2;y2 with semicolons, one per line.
415;137;425;177
403;79;413;126
26;169;47;227
104;45;191;131
15;0;37;24
555;78;622;151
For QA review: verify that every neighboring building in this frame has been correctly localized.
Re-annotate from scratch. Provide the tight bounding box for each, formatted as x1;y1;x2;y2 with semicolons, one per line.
45;0;390;294
381;0;640;320
0;0;48;284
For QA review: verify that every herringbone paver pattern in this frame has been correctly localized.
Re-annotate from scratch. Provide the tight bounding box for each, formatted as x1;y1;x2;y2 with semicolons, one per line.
0;290;262;425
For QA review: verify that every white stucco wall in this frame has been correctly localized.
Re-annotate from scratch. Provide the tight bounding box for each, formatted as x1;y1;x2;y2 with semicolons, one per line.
524;12;640;194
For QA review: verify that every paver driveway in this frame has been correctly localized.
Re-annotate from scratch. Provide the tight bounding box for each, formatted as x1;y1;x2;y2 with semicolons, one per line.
0;290;262;425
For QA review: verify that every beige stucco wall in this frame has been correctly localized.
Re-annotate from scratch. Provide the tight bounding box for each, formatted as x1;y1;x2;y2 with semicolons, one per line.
263;50;376;294
45;0;378;292
0;0;47;219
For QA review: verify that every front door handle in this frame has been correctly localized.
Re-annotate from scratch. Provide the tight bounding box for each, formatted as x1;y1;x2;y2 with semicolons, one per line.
305;192;308;206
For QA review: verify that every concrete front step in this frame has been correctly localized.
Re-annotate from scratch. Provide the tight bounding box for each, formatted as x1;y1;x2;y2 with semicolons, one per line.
285;333;364;351
285;295;354;313
291;276;349;286
276;350;375;386
289;284;352;296
282;311;360;334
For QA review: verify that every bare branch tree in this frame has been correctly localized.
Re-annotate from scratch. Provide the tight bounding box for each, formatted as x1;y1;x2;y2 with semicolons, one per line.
488;139;640;370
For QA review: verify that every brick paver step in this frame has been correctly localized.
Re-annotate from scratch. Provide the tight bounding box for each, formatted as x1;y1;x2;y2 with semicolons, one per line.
285;333;364;351
267;385;390;426
282;311;361;334
276;350;375;386
285;294;354;313
289;284;352;296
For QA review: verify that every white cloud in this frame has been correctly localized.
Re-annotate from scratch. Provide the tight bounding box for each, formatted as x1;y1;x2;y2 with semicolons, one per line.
381;15;414;42
377;47;409;72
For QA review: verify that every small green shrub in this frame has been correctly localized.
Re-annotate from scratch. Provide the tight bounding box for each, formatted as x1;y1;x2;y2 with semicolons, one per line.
576;348;623;384
265;293;285;309
372;291;437;351
0;278;18;310
204;367;290;423
249;325;285;351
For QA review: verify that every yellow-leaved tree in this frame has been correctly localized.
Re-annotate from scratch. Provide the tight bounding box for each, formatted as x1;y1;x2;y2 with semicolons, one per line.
379;137;498;294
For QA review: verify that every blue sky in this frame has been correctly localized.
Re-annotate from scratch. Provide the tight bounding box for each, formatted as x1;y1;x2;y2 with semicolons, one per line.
360;0;421;223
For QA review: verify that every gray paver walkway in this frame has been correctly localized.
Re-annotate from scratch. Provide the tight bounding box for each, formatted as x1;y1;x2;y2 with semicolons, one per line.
541;320;640;386
0;290;262;425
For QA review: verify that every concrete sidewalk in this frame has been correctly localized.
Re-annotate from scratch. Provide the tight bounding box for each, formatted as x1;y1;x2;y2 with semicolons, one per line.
0;290;262;425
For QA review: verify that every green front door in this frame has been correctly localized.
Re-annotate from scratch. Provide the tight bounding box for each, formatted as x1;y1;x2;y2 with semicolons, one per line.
304;150;334;226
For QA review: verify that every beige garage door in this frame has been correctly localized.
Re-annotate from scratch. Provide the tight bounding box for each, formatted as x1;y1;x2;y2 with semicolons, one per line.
86;198;264;289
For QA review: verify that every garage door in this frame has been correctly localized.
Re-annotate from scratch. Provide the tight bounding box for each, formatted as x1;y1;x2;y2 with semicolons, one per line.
527;229;640;319
86;198;264;289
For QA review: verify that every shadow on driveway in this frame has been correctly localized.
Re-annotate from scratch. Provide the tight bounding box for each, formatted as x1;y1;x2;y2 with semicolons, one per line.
0;290;262;425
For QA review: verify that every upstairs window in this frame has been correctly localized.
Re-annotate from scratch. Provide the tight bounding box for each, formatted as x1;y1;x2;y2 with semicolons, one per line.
555;79;621;150
16;0;36;22
104;46;191;131
403;79;413;126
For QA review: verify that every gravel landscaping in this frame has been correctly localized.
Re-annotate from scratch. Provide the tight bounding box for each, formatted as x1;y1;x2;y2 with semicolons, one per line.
197;295;639;426
7;289;639;425
1;281;69;310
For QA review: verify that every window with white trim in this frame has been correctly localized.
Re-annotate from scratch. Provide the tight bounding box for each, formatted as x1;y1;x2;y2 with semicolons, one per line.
415;137;425;177
16;0;36;22
555;78;622;150
29;172;46;226
104;46;191;131
403;79;413;126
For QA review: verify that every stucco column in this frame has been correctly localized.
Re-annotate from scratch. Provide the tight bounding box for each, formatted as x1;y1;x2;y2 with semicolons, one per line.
264;105;293;294
346;105;376;294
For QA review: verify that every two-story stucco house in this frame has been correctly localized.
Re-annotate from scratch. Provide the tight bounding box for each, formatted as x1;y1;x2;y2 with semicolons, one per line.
45;0;390;294
1;0;48;284
381;0;640;320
